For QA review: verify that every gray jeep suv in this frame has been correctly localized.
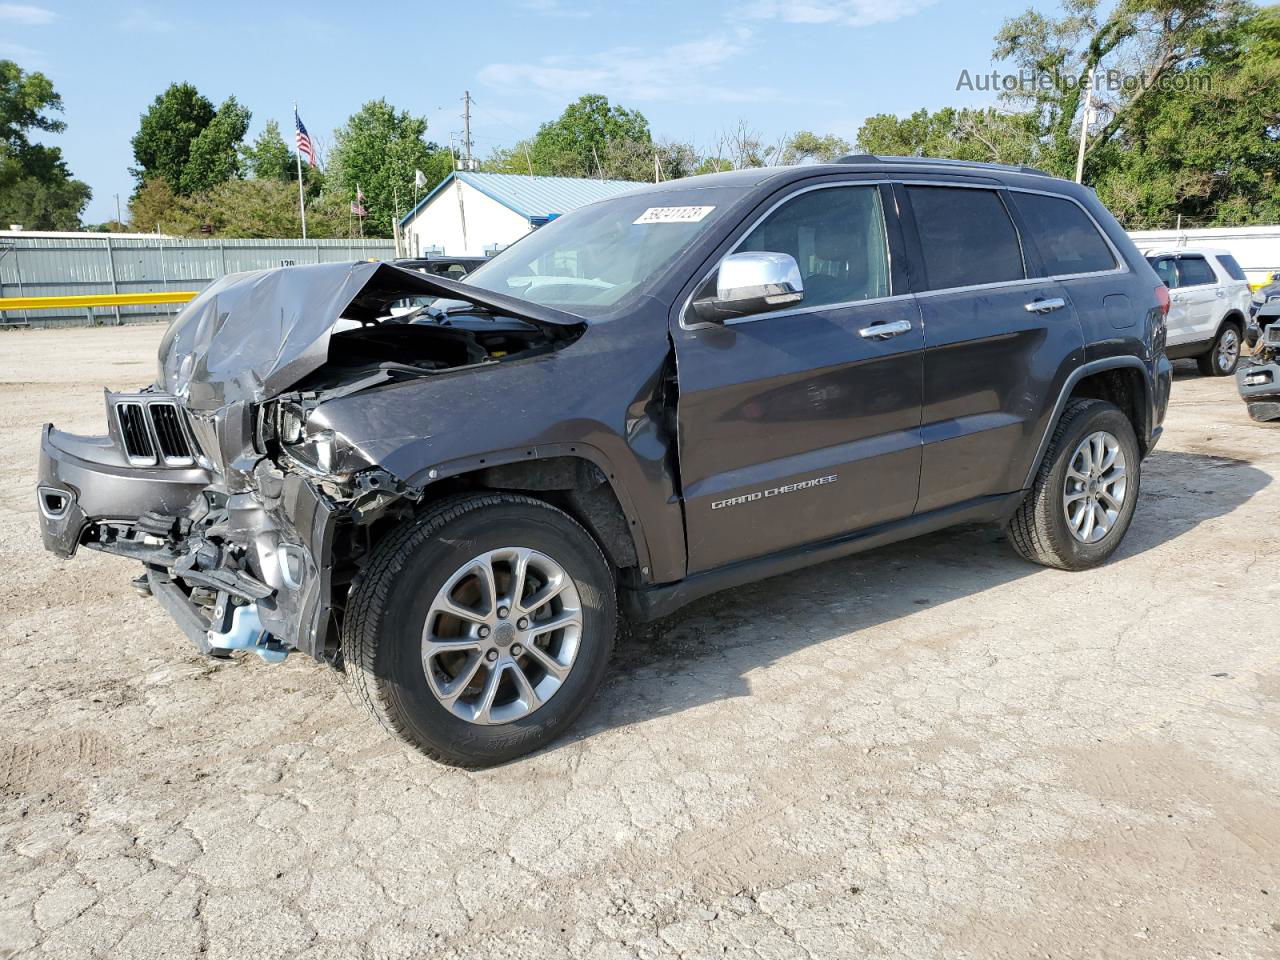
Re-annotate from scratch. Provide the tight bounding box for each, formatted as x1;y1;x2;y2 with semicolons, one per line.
37;157;1173;766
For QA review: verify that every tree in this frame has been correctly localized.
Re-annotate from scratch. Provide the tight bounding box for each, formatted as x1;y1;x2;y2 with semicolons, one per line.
496;94;655;179
179;96;250;194
780;131;852;164
327;99;443;236
993;0;1250;177
0;60;90;229
856;107;1040;165
130;83;215;190
1090;3;1280;226
241;119;293;181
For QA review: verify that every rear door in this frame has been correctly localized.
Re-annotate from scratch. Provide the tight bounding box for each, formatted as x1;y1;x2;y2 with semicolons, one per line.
1172;255;1220;343
672;181;924;574
898;181;1086;512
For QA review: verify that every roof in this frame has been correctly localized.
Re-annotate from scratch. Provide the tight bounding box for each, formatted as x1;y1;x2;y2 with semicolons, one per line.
400;172;639;226
1140;247;1234;257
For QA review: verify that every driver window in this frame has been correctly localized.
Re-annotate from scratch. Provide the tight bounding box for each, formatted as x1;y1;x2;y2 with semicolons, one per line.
738;185;890;308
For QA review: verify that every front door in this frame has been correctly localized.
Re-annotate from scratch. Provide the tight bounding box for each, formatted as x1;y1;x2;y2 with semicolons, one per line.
1171;254;1221;344
672;182;925;574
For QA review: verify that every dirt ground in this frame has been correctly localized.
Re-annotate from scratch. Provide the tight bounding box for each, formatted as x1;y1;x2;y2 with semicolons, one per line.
0;324;1277;960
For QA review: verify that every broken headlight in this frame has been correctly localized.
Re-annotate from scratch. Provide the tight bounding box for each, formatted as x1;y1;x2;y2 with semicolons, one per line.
274;401;342;476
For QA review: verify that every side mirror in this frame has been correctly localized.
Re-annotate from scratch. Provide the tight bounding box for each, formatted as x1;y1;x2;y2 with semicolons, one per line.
691;252;804;324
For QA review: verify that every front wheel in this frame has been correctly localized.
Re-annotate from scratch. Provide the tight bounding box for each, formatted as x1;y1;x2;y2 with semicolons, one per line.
1197;323;1241;376
1007;398;1141;571
342;494;616;767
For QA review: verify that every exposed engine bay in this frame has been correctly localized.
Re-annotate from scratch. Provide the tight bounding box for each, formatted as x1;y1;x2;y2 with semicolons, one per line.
38;261;592;664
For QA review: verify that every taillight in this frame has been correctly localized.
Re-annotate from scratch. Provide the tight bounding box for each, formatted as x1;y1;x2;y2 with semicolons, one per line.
1154;284;1171;316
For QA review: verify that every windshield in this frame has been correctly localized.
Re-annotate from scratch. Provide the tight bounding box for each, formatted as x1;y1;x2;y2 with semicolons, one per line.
462;185;748;317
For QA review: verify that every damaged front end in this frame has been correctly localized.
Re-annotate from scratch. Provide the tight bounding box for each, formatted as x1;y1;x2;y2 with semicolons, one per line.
37;261;585;663
1239;308;1280;423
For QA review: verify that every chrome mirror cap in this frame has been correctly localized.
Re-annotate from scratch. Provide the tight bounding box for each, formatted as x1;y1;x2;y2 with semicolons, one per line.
692;252;804;324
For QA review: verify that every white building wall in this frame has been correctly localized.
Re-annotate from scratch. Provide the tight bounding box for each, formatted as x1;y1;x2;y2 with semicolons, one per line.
1127;225;1280;287
402;180;532;257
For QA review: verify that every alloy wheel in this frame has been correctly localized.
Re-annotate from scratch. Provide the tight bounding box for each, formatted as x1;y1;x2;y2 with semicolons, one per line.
421;547;583;724
1062;430;1128;544
1218;327;1240;371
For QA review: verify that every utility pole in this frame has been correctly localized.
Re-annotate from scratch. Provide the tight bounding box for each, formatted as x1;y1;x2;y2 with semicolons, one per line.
1075;66;1098;184
461;90;475;171
114;194;122;226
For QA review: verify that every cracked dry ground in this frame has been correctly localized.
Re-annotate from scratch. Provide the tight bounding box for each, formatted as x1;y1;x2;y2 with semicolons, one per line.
1;325;1278;960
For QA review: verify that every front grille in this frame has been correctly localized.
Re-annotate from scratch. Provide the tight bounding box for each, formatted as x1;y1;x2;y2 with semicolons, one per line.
150;402;193;462
117;402;157;464
114;397;200;467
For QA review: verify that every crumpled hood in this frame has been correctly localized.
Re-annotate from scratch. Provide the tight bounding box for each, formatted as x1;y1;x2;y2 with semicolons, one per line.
157;260;584;408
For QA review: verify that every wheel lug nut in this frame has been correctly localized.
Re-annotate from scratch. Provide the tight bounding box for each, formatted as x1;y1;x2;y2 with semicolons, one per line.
497;606;509;619
478;626;490;639
485;649;498;662
517;617;529;629
511;644;523;657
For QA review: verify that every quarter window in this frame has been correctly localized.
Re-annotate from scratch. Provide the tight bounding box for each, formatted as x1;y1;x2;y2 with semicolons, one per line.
736;185;891;308
1012;192;1117;276
906;186;1025;291
1216;254;1247;282
1177;256;1216;286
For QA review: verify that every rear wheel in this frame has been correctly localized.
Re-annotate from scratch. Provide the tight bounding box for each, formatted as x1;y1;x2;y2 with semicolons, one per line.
1197;322;1241;376
342;494;616;767
1007;399;1141;571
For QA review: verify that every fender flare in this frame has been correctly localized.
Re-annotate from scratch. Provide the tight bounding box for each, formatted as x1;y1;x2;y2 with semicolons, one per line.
1021;357;1153;489
405;441;653;575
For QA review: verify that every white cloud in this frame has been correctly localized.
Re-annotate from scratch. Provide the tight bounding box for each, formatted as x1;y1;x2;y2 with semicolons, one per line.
744;0;936;28
479;29;778;104
0;3;56;25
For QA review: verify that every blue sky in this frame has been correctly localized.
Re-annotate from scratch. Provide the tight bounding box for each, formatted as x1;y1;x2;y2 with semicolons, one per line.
4;0;1033;223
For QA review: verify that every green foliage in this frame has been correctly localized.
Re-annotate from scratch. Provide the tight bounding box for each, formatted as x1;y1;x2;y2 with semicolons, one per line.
780;131;852;164
856;107;1040;165
127;175;350;238
486;94;655;179
854;0;1278;227
130;83;216;191
327;99;444;235
179;96;250;194
0;60;90;229
241;119;293;181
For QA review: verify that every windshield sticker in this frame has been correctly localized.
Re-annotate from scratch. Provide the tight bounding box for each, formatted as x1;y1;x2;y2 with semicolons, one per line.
633;206;716;225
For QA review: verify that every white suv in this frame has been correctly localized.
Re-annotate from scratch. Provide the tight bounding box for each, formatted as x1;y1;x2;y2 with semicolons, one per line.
1144;248;1253;376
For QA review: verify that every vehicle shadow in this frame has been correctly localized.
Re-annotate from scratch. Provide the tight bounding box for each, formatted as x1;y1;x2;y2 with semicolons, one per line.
562;449;1271;747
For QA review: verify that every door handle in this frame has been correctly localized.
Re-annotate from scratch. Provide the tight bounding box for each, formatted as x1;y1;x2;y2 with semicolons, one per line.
1024;297;1067;314
859;319;913;340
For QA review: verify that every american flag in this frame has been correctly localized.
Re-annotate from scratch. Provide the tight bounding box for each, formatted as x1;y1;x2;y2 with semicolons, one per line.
294;109;318;167
351;185;367;217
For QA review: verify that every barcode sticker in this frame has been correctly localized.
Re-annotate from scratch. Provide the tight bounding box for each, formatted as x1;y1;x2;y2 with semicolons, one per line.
633;206;716;224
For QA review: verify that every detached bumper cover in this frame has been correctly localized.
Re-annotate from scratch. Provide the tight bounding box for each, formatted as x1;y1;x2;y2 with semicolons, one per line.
1238;359;1280;421
37;422;210;558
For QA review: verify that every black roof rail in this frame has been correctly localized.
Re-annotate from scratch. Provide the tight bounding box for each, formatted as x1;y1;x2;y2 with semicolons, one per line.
835;154;1054;178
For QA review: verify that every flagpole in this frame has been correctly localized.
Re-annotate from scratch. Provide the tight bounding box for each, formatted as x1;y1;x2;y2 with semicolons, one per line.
294;104;308;239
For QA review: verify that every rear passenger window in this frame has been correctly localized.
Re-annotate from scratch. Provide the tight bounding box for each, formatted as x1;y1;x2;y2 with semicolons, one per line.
1012;192;1117;276
737;185;890;307
1177;256;1216;286
1217;254;1247;281
905;186;1024;290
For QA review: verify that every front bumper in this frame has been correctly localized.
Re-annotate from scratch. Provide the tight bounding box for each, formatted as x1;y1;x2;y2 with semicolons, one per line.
38;408;340;660
1237;359;1280;422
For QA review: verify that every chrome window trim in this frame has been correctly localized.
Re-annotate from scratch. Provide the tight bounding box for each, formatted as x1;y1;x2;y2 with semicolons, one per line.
679;180;896;331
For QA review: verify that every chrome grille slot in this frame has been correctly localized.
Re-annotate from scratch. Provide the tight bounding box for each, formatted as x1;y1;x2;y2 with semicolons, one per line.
150;402;194;463
116;402;157;465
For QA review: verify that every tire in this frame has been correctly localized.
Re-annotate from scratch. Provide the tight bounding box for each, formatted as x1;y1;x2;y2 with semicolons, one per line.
1196;321;1241;376
1007;398;1141;571
342;493;616;767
